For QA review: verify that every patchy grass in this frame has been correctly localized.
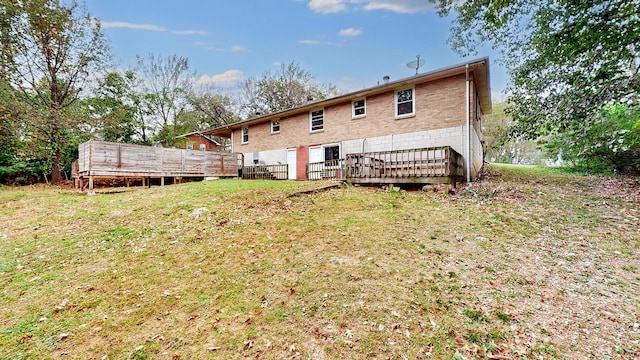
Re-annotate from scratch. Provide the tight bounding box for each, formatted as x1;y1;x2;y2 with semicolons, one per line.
1;165;639;359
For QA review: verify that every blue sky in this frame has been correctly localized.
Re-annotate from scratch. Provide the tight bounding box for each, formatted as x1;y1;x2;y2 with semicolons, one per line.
84;0;507;99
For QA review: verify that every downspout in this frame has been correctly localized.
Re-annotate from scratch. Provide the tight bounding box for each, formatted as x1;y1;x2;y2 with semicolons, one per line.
465;64;471;183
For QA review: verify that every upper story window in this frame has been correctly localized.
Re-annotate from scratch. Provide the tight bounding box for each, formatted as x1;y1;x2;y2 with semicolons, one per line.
199;143;206;151
395;87;415;117
271;119;280;134
310;109;324;132
186;142;194;150
241;127;249;144
352;99;366;118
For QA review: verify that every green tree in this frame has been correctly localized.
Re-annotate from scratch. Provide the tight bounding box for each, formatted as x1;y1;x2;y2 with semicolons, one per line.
86;70;149;143
483;102;546;165
545;104;640;173
432;0;640;172
240;61;339;117
0;80;26;183
3;0;109;183
185;92;237;129
136;53;195;146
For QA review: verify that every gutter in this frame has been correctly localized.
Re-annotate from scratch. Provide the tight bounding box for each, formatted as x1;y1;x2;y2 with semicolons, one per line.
465;63;471;183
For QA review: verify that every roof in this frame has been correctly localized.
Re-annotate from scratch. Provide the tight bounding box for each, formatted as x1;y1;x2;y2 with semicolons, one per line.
203;57;492;138
177;131;221;145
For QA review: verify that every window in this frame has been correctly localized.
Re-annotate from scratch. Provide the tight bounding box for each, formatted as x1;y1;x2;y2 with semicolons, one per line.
186;142;194;150
310;109;324;132
352;99;366;118
271;119;280;133
395;88;414;117
475;94;482;122
241;127;249;144
324;145;339;161
199;143;206;151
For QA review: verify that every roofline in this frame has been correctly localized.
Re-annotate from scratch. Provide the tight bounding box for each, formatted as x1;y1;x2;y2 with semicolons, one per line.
177;131;222;145
202;57;491;137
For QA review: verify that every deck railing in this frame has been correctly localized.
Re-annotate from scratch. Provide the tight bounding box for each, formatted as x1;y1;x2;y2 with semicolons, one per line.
345;146;463;180
241;164;288;180
306;159;346;180
76;140;240;178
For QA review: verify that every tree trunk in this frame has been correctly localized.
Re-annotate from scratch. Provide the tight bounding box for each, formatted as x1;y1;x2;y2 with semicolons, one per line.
51;148;62;184
50;112;63;184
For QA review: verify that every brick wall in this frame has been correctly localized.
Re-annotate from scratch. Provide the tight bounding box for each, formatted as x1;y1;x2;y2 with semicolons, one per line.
234;74;468;153
243;125;481;179
185;134;218;151
231;72;487;179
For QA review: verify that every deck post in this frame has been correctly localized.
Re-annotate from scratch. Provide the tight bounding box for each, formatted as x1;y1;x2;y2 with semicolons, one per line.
88;176;94;191
161;177;165;186
142;177;146;187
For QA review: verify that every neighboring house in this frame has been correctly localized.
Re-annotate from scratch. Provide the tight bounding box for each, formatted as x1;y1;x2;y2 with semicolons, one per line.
203;57;491;183
179;131;221;151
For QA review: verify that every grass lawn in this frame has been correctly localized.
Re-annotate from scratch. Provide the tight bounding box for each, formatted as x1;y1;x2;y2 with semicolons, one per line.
1;164;638;359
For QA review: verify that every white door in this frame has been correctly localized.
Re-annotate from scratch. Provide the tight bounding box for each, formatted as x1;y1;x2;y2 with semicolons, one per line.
287;148;297;180
308;146;323;180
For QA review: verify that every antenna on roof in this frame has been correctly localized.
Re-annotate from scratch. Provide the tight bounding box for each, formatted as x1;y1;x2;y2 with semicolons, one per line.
406;55;425;75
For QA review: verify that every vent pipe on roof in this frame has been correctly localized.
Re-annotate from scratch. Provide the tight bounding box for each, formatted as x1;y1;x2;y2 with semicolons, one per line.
383;75;390;84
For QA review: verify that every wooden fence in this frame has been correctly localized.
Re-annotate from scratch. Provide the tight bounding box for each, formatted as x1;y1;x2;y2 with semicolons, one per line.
75;140;241;189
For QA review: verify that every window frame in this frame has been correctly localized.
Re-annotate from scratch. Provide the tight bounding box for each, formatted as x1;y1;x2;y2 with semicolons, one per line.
475;92;482;122
309;108;324;132
199;143;206;151
352;98;366;118
241;127;249;144
271;119;280;134
395;87;415;118
324;144;340;162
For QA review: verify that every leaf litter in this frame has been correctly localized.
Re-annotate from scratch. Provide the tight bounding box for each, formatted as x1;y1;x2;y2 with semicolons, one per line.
0;169;638;358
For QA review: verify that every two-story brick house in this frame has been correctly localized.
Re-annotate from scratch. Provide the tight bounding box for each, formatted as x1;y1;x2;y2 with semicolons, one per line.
203;58;491;183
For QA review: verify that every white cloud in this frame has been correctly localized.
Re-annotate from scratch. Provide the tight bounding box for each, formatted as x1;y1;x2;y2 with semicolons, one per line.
101;21;166;31
308;0;347;14
362;0;436;13
307;0;435;14
197;70;245;87
100;21;208;36
299;39;333;45
193;42;247;52
172;30;208;35
338;28;363;37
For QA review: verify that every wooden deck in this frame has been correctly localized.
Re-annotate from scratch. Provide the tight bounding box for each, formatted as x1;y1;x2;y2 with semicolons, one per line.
74;142;465;189
345;146;463;184
299;146;463;185
74;140;241;189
